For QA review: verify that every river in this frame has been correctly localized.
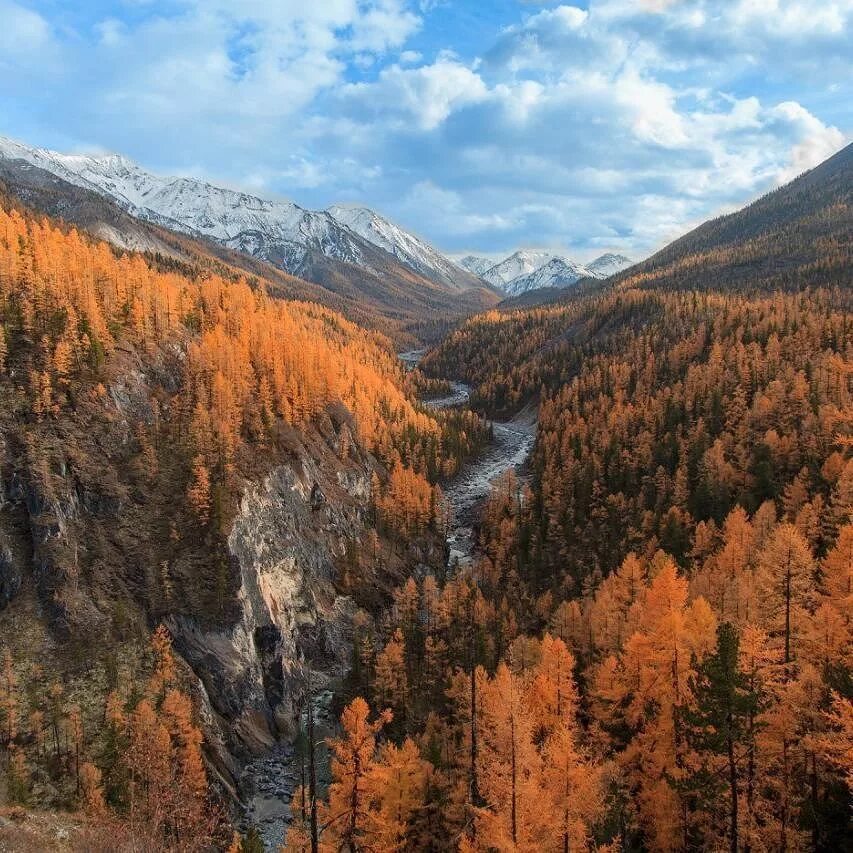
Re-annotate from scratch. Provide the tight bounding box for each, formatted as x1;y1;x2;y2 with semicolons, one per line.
401;349;537;568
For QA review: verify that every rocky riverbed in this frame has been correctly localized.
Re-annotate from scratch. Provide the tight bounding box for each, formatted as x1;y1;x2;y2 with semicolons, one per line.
239;689;335;849
440;413;536;568
401;350;538;568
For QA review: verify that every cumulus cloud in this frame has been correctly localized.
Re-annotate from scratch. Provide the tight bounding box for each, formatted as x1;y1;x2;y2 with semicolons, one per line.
2;0;849;258
320;23;845;254
0;1;55;66
338;59;489;130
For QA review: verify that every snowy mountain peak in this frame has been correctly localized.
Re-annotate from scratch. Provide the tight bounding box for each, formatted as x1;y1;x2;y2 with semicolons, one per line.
473;247;635;295
587;253;633;278
503;256;595;296
327;204;476;292
458;255;496;277
481;250;556;289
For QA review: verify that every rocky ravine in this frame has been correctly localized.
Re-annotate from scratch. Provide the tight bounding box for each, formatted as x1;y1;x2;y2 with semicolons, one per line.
219;360;538;847
169;435;374;847
0;352;378;849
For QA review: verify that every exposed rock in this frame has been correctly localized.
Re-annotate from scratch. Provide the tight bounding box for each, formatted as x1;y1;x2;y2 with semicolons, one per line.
310;482;326;511
0;537;20;611
167;441;368;765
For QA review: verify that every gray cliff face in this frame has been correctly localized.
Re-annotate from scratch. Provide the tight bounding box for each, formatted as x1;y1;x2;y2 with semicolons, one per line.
169;450;369;760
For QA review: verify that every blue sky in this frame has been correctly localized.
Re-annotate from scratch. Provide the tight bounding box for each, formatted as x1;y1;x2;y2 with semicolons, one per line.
1;1;850;261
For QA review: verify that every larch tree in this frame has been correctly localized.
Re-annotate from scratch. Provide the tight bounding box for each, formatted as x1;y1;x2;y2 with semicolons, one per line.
320;697;392;851
474;663;542;851
755;523;815;670
374;628;408;720
528;634;579;739
540;725;604;853
370;737;430;850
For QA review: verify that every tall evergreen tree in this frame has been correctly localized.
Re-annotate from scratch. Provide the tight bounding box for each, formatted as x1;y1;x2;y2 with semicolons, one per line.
683;623;762;853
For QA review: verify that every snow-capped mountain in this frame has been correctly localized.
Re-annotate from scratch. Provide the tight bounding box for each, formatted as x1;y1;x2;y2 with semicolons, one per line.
327;204;477;292
0;135;369;273
0;135;478;292
504;256;596;296
458;255;497;277
474;249;635;296
481;250;556;289
586;253;633;278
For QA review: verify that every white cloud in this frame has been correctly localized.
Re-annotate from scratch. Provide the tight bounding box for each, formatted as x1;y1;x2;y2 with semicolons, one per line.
349;0;421;52
339;59;489;130
3;0;848;259
768;102;847;181
83;1;423;132
730;0;850;37
533;5;589;29
0;1;53;61
400;181;517;234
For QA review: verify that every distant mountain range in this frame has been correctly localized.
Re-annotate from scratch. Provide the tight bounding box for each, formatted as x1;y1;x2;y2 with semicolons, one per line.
0;133;635;314
0;135;483;295
459;249;633;295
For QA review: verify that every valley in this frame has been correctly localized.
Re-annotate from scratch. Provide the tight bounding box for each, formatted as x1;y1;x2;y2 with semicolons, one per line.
0;128;849;853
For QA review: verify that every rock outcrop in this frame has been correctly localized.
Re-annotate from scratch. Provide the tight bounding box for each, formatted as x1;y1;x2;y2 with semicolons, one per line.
168;449;369;760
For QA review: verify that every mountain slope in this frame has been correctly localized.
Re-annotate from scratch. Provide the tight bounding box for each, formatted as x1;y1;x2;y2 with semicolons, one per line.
0;193;477;838
0;136;496;324
0;136;358;271
423;142;853;413
327;204;482;292
0;154;498;340
614;142;852;293
359;139;853;853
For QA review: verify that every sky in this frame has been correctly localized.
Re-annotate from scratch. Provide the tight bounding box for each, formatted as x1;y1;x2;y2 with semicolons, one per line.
0;1;850;262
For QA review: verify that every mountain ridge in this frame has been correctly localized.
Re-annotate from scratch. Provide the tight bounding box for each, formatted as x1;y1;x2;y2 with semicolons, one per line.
0;134;485;301
469;248;633;294
326;204;482;292
503;256;595;295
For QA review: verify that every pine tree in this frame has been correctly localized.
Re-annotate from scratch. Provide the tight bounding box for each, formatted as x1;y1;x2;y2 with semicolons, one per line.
371;737;429;849
682;623;762;852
